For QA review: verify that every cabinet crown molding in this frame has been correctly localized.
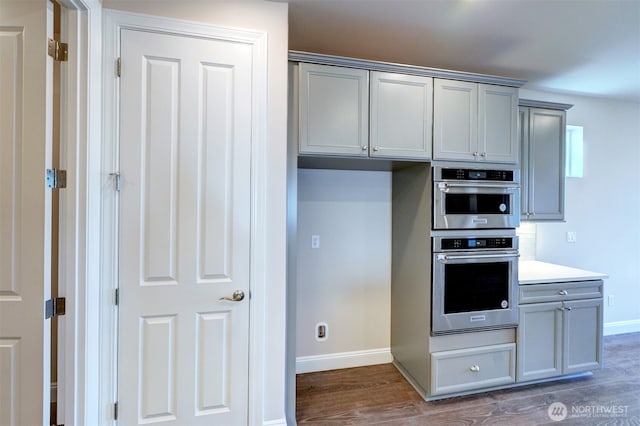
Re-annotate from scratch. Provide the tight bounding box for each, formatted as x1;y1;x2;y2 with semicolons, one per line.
289;50;527;88
519;99;573;110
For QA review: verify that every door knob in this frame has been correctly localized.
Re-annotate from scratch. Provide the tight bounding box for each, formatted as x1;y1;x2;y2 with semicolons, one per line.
219;290;245;302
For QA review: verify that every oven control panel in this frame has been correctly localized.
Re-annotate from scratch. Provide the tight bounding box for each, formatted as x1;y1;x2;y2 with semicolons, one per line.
440;168;515;182
440;237;514;251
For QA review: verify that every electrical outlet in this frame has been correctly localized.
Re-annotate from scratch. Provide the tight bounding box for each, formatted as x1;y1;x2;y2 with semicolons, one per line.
311;235;320;249
608;295;615;306
315;322;328;341
566;231;577;243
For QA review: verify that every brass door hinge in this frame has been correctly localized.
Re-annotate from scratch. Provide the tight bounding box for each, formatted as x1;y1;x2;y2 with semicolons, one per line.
45;297;66;319
47;38;68;62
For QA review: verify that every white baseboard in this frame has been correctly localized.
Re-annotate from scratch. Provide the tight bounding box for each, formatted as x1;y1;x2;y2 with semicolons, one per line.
296;348;393;374
604;319;640;336
263;418;287;426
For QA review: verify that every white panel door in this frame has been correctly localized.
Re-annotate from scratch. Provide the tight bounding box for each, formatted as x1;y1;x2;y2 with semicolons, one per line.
118;28;252;425
0;2;53;426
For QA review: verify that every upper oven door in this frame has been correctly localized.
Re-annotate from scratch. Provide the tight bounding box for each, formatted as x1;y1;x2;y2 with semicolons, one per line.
433;182;520;229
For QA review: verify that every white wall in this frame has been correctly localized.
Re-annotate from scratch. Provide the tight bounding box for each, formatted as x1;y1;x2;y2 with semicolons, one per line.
102;1;289;423
520;88;640;335
296;169;392;371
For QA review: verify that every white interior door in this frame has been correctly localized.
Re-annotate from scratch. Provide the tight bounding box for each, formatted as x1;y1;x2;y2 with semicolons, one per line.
117;27;252;425
0;2;53;426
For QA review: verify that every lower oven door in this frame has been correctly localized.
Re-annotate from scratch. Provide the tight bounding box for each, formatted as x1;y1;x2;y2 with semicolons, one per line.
432;251;519;335
433;182;520;229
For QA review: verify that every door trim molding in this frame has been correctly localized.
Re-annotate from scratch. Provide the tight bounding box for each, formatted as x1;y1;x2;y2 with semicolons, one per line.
101;10;268;425
56;0;102;424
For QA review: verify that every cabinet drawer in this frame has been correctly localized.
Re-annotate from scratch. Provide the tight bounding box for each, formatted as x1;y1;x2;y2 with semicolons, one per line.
519;280;603;304
431;343;515;395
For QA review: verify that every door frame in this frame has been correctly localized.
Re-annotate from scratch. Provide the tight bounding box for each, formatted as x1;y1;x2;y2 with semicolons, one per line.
55;0;102;424
101;10;268;425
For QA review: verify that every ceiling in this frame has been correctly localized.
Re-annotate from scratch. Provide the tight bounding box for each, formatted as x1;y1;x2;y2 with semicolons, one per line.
286;0;640;103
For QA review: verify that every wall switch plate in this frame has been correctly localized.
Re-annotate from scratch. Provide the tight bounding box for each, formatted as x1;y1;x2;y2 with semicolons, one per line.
566;231;577;243
311;235;320;249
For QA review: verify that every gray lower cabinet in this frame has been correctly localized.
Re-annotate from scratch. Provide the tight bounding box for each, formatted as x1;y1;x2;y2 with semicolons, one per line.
431;343;516;395
517;281;603;382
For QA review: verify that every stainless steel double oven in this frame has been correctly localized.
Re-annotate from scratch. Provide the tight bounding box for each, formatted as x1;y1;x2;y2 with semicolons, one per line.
431;164;520;335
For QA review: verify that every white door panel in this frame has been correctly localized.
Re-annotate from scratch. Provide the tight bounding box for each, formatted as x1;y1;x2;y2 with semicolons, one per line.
118;28;251;425
0;2;53;426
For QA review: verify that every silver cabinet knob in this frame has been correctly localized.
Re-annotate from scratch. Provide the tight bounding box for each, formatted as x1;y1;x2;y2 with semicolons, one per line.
362;145;368;150
373;147;379;151
558;290;568;296
469;364;480;372
473;152;479;157
481;152;487;157
219;290;245;302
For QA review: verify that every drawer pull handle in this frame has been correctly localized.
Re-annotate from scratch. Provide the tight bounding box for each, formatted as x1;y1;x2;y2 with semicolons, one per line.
469;364;480;372
558;290;568;296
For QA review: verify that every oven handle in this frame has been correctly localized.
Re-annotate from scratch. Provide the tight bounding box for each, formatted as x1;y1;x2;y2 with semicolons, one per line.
437;253;520;262
436;182;519;191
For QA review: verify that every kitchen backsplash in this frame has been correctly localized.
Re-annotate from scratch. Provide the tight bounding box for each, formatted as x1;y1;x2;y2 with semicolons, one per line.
517;222;537;260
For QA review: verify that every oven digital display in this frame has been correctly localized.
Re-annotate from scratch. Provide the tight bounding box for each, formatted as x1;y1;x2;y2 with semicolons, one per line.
468;171;486;179
467;239;486;248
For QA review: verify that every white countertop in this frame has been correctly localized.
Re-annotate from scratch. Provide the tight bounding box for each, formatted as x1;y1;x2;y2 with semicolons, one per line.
519;260;608;285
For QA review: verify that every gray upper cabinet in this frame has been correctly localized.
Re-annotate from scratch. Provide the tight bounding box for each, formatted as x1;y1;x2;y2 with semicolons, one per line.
434;79;518;163
369;71;432;160
520;102;570;221
292;52;526;167
297;62;433;160
298;62;369;157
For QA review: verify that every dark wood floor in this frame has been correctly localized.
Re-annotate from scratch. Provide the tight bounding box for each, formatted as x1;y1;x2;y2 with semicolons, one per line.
297;332;640;425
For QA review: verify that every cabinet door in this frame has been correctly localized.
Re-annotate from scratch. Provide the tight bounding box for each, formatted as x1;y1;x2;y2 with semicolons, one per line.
527;108;566;220
519;107;531;219
479;84;518;163
298;63;369;156
563;299;603;375
433;79;478;161
370;72;432;159
517;302;563;382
